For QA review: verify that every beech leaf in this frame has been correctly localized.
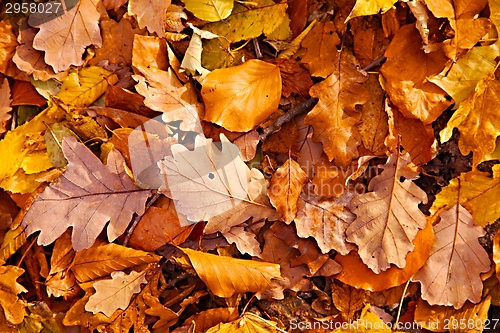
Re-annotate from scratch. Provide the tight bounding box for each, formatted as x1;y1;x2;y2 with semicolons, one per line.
21;136;151;251
128;0;171;36
178;248;281;298
85;270;147;317
346;0;398;22
181;0;233;22
413;204;491;309
346;152;428;273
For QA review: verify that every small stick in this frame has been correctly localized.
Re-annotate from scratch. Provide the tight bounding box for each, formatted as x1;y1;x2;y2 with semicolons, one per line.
362;55;387;72
259;97;318;141
253;39;262;59
123;192;160;246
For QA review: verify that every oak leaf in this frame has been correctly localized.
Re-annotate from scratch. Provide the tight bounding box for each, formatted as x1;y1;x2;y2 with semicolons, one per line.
0;78;12;135
28;0;102;73
71;239;161;282
380;24;451;124
440;74;500;166
268;158;308;223
223;226;262;257
346;152;428;273
0;265;27;325
305;50;369;167
181;0;233;22
331;281;366;320
300;20;340;78
85;270;147;317
127;0;171;36
413;204;491;309
22;137;151;250
178;248;281;298
201;59;281;132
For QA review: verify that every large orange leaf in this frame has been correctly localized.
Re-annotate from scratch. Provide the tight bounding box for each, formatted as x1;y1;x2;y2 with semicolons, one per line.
267;158;308;223
335;219;434;291
413;204;491;309
28;0;102;73
345;152;428;273
178;248;281;298
201;59;281;132
305;50;369;167
380;24;451;124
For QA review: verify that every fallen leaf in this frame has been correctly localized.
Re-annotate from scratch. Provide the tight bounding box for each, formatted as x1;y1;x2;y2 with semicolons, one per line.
346;152;428;273
10;80;46;107
295;114;323;178
440;74;500;166
268;59;313;97
346;0;398;22
0;265;27;325
222;226;262;257
127;0;171;36
0;78;12;135
205;312;281;333
413;204;490;309
178;247;281;298
56;66;118;107
201;59;281;132
181;23;219;81
85;270;147;317
22;137;151;250
28;0;102;73
331;304;406;332
181;307;238;333
331;281;366;320
0;20;26;80
0;226;26;263
300;20;340;78
181;0;234;22
268;158;308;223
335;219;434;291
305;49;369;166
380;24;451;124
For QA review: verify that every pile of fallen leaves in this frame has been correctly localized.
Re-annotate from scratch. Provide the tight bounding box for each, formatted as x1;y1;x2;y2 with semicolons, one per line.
1;0;500;332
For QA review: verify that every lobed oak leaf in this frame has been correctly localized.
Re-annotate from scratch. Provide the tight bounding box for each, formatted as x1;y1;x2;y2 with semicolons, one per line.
127;0;170;36
413;204;491;309
222;226;262;257
21;136;151;250
268;158;308;223
440;74;500;166
0;78;12;135
181;0;234;22
71;239;160;282
346;152;428;273
28;0;102;73
178;247;281;298
380;24;451;124
0;265;27;325
203;0;288;43
300;20;341;78
346;0;398;22
85;270;147;317
201;59;281;132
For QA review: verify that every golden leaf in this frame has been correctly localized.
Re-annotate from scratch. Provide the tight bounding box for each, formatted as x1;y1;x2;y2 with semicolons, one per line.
181;0;233;22
346;0;398;22
0;265;27;325
205;312;281;333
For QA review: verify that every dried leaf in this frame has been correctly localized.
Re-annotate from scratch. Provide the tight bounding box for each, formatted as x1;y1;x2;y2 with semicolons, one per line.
181;0;233;22
0;226;26;262
0;78;12;135
28;0;102;73
201;59;281;132
22;137;151;250
0;20;26;80
223;226;262;257
346;0;398;22
268;158;308;223
331;281;366;320
178;247;281;298
301;20;340;78
85;270;147;317
71;239;160;282
346;152;428;273
205;312;281;333
128;0;171;35
0;265;27;325
413;204;491;309
305;50;369;166
181;307;238;333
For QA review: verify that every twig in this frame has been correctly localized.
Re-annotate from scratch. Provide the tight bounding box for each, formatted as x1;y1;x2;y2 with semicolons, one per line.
362;55;387;72
123;192;160;246
259;97;318;141
253;39;262;58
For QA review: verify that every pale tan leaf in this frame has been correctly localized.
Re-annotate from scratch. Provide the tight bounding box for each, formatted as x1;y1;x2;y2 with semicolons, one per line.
268;158;308;223
28;0;102;72
128;0;171;35
179;248;281;298
223;226;262;257
85;270;147;317
346;152;428;273
413;204;491;309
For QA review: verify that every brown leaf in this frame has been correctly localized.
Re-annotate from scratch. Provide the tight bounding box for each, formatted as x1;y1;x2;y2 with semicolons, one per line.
28;0;103;72
346;152;428;273
301;21;341;78
181;307;239;333
295;114;323;178
128;0;170;36
269;59;314;97
331;281;366;320
381;24;451;124
0;20;27;80
10;80;46;107
0;78;12;135
104;85;158;118
268;158;308;223
21;137;151;250
413;204;491;309
305;50;369;167
0;265;27;325
222;226;262;257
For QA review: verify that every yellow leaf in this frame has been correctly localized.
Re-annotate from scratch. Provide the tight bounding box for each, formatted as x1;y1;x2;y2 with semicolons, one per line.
202;59;281;132
440;74;500;166
268;158;308;223
0;226;26;263
181;0;233;22
430;171;500;228
57;66;118;107
0;102;66;193
205;311;281;333
346;0;398;22
305;50;368;166
332;305;406;332
178;248;281;298
204;0;288;43
0;265;27;325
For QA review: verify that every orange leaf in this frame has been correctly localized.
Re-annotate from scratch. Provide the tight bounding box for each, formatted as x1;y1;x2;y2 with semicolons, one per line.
301;20;340;78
